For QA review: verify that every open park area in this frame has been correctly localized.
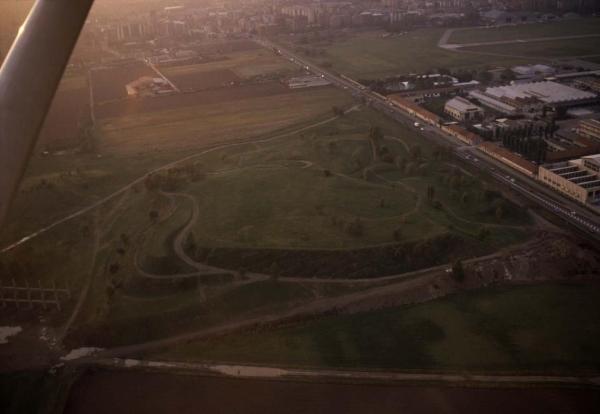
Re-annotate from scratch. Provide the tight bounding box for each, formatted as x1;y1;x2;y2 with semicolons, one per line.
0;99;542;351
2;22;600;414
277;17;600;80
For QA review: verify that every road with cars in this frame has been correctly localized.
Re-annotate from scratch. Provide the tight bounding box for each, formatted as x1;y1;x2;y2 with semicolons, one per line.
255;37;600;240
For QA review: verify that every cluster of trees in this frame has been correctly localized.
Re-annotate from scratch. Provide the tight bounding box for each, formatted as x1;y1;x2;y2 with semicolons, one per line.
391;233;466;270
144;163;205;192
498;122;553;163
502;135;548;164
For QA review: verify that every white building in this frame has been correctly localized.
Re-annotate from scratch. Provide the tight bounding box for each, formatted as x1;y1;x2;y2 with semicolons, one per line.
444;96;483;121
539;154;600;204
469;81;597;115
511;64;555;80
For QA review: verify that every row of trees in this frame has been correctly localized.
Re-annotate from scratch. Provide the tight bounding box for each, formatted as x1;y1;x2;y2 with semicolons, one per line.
144;163;205;193
502;135;548;164
495;120;557;142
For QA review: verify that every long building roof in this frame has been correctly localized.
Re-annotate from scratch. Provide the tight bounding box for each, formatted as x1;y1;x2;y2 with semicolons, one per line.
483;81;596;104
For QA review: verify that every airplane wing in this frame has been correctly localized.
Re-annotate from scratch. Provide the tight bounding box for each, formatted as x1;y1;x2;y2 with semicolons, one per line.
0;0;95;227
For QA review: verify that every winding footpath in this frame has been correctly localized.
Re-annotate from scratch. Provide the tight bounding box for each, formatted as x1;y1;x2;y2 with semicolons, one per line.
1;107;357;254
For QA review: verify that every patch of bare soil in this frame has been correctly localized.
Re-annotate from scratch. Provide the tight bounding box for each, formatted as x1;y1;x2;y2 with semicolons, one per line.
63;370;600;414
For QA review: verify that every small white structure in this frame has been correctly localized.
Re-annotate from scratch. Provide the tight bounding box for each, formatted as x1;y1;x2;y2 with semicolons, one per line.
287;75;331;89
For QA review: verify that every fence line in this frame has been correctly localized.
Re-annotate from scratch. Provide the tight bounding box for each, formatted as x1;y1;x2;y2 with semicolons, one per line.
0;279;71;310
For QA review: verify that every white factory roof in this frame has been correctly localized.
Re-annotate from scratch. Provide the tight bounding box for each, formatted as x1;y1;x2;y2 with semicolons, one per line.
469;90;517;113
484;81;596;104
445;96;481;112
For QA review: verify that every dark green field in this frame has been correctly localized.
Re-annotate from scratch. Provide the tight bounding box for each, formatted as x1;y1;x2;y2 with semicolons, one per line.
463;37;600;59
163;283;600;372
449;18;600;44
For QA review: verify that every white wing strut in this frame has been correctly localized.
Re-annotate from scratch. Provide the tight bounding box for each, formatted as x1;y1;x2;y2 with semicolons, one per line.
0;0;95;227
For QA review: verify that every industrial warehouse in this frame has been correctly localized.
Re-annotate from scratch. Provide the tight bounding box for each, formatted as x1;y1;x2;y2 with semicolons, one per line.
469;81;598;115
539;154;600;204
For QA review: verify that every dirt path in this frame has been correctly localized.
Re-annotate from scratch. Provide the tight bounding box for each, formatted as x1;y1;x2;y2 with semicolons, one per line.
71;269;448;361
384;135;410;153
96;358;600;388
373;171;422;221
67;235;546;362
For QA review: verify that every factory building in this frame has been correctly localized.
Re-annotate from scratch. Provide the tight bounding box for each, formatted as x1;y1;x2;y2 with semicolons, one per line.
577;119;600;141
444;97;483;121
538;154;600;204
469;81;598;115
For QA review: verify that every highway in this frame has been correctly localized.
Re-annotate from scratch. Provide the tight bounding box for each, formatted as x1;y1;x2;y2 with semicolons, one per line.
255;37;600;241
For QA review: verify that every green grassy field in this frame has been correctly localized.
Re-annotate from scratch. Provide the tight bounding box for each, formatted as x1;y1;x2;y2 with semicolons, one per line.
52;105;533;347
2;99;534;349
463;37;600;59
1;87;351;244
287;29;531;79
163;283;600;372
449;18;600;44
175;107;531;250
97;87;352;154
161;49;300;80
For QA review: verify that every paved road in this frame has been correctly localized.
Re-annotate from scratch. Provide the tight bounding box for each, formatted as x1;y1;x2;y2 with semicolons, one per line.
255;37;600;241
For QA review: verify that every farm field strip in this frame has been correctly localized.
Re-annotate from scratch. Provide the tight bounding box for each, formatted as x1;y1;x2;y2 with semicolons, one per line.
461;36;600;59
447;18;600;45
